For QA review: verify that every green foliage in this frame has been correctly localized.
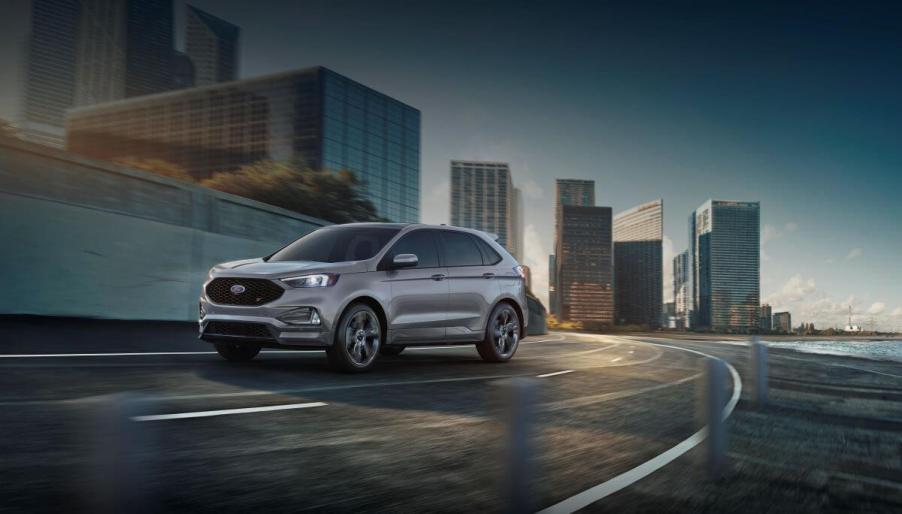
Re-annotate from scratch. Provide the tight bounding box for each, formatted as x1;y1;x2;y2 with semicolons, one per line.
201;160;382;223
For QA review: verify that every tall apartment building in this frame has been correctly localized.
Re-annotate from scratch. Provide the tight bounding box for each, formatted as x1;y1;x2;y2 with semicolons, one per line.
556;205;614;324
690;200;761;332
759;303;773;331
549;178;595;316
613;199;663;327
773;311;791;333
186;5;239;86
449;161;522;260
673;250;690;328
0;0;177;147
67;67;421;222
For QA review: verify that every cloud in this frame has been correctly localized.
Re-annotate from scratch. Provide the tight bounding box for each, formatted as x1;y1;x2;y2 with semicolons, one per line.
766;274;817;306
662;235;674;302
420;178;449;224
845;248;863;261
523;224;549;306
761;222;797;261
520;178;543;200
893;307;902;318
867;302;886;315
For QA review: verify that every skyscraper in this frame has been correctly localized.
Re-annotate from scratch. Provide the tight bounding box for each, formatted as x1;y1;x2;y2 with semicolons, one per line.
690;200;760;332
0;0;178;147
759;303;772;331
613;199;663;327
673;250;690;328
186;5;239;86
549;178;595;316
556;205;613;324
449;161;522;260
67;66;420;222
773;311;791;333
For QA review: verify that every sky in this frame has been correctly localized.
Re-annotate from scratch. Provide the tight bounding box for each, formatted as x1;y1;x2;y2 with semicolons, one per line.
173;1;901;329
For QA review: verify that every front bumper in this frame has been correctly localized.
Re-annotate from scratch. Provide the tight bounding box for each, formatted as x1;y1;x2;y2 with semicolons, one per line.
198;296;334;348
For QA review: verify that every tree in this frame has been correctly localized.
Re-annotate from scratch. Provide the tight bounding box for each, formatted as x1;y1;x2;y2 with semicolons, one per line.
201;160;381;223
111;156;195;183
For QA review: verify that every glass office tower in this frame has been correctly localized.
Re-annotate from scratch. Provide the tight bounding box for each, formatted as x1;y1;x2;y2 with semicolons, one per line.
613;199;663;327
557;205;613;324
673;250;690;328
186;5;240;86
67;66;421;222
690;200;760;332
550;178;595;316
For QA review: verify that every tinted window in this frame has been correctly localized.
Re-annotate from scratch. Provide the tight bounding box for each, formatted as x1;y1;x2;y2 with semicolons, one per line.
385;230;439;268
268;227;401;263
474;237;503;265
440;231;484;267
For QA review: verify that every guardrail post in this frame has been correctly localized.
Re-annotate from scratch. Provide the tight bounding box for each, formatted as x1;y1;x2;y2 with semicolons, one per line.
696;358;728;480
750;337;768;406
496;378;538;514
76;394;156;513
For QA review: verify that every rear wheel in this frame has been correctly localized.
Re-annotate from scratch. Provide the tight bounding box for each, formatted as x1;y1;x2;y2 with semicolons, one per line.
327;303;382;372
379;345;406;356
214;342;261;362
477;303;521;363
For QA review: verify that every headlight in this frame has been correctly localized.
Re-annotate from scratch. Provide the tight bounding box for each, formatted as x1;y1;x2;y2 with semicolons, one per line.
281;273;339;288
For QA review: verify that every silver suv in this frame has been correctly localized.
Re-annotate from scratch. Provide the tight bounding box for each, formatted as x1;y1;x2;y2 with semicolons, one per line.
199;223;528;372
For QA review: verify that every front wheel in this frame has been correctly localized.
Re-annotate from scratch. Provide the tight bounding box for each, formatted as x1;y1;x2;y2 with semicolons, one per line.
215;342;261;362
327;303;382;373
476;303;521;363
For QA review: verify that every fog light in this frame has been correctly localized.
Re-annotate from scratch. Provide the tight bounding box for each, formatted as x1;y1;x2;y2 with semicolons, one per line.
278;307;321;325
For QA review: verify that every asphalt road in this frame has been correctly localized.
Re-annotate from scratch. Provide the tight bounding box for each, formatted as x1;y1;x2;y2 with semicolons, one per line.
0;319;723;513
1;319;898;513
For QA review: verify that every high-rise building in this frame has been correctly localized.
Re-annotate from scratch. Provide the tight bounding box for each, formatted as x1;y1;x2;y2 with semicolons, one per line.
450;161;522;259
67;67;421;222
773;311;791;333
186;5;239;86
690;200;760;332
614;199;663;327
556;205;613;324
0;0;177;147
673;249;690;329
549;179;595;316
759;303;773;331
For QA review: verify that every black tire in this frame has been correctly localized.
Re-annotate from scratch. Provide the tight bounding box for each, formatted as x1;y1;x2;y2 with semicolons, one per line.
327;303;382;373
214;342;261;362
477;303;521;363
379;345;405;356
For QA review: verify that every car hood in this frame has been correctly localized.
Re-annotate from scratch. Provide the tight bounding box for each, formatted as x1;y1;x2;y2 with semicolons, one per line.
211;258;369;277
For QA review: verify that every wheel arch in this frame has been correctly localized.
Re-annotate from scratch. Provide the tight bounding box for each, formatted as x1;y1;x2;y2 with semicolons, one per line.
338;295;389;341
495;297;525;335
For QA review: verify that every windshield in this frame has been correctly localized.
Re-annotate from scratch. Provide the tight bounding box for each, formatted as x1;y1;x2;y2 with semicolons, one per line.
267;226;401;263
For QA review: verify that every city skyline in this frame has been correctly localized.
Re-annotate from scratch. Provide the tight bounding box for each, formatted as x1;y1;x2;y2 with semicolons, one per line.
2;1;900;329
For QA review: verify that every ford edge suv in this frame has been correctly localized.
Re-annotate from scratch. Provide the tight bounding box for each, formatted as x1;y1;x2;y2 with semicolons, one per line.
199;223;528;372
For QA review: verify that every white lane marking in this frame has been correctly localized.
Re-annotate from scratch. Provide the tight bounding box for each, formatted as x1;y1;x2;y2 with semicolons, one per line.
610;357;622;363
537;369;575;378
132;401;327;421
0;350;322;358
521;335;567;344
538;335;742;514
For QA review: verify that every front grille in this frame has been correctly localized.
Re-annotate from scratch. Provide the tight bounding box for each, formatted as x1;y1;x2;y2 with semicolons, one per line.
205;321;274;339
206;277;284;306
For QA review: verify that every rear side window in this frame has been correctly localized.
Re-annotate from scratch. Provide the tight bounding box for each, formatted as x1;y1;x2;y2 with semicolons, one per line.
473;237;503;265
439;231;484;267
385;230;439;268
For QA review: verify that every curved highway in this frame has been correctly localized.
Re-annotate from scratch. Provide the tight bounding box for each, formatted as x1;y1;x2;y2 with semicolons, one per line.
0;326;736;512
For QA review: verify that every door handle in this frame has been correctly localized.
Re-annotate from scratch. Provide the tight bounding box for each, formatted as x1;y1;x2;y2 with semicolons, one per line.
431;274;446;281
482;272;495;279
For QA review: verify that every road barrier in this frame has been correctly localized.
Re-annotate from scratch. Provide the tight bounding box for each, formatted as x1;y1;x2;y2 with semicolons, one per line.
750;337;769;406
496;378;539;514
697;357;729;479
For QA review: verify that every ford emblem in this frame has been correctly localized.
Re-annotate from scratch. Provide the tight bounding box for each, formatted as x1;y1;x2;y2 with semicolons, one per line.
230;284;246;295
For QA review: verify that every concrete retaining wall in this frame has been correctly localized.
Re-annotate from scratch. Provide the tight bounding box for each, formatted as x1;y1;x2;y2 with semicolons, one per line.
0;139;329;321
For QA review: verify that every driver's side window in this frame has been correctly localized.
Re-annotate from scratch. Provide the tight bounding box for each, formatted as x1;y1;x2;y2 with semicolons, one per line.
386;230;439;268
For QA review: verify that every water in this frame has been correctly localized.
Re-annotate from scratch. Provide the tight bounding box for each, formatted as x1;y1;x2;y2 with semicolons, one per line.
765;339;902;363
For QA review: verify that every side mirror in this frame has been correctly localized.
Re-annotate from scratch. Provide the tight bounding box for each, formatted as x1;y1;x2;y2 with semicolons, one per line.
392;253;418;268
